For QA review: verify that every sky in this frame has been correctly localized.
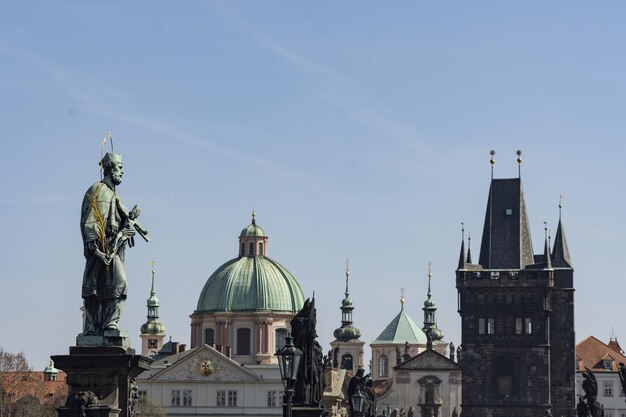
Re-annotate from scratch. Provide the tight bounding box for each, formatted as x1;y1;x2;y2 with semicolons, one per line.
1;1;626;370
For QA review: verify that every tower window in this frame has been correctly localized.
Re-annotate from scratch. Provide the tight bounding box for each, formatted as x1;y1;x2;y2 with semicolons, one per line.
515;318;523;334
276;329;287;351
205;328;215;346
237;328;251;355
148;339;158;348
241;242;244;256
525;318;532;334
479;318;486;334
249;242;254;256
487;318;495;334
259;242;264;255
378;354;389;378
342;353;354;371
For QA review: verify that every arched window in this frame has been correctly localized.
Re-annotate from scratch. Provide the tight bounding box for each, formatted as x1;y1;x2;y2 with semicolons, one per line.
378;354;388;378
276;328;288;351
240;242;244;256
342;353;354;371
259;242;264;256
205;328;215;346
249;242;254;256
237;328;251;355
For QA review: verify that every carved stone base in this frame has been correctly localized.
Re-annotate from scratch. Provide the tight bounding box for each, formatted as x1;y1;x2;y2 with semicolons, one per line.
292;405;328;417
76;330;130;349
52;346;151;417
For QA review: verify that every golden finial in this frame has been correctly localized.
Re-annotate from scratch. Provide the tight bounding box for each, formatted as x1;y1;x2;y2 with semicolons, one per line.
428;261;432;279
251;209;256;225
461;222;465;241
150;259;156;293
400;287;405;307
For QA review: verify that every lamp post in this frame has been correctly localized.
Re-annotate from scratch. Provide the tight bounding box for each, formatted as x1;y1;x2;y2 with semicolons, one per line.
350;386;366;417
276;333;302;417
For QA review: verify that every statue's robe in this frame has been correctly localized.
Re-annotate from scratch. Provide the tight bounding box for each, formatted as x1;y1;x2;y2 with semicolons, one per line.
80;179;129;334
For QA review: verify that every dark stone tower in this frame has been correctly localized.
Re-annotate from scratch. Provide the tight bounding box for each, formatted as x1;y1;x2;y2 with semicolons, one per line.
456;170;575;417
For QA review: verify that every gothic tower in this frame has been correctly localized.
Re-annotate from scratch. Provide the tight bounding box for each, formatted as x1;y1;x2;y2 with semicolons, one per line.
456;153;575;417
330;261;365;371
140;262;166;357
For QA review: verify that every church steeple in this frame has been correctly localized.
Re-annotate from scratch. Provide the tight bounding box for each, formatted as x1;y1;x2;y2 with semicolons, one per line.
333;260;362;341
552;200;572;268
140;261;166;357
422;263;444;341
330;260;365;372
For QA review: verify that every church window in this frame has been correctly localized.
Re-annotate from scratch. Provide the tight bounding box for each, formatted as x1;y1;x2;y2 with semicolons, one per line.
237;328;251;355
148;339;158;348
259;242;264;255
228;390;238;406
171;390;181;406
478;318;486;334
604;381;614;396
378;354;389;378
342;354;354;371
276;329;287;351
217;390;226;406
138;390;147;398
249;242;254;255
241;242;244;256
267;391;279;407
205;328;215;346
183;390;193;406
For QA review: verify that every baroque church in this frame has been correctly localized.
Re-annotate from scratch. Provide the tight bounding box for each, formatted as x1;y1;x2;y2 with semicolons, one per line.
136;214;461;417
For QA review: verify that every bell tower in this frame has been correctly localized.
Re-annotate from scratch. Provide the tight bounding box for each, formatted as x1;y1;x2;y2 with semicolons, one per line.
140;261;166;357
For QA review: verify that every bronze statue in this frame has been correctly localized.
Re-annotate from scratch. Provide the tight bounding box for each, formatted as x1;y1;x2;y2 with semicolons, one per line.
81;152;148;336
582;367;602;417
619;362;626;402
291;298;325;406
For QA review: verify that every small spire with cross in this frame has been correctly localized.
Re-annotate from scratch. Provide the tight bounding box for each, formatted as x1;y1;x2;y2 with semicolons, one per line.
490;150;496;179
400;287;405;309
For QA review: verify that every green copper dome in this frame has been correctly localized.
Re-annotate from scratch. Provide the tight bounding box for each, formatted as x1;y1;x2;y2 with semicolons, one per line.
196;256;304;313
240;223;267;237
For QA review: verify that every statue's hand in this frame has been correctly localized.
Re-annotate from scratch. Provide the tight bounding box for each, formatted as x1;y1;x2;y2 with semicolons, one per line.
122;226;136;238
94;249;112;266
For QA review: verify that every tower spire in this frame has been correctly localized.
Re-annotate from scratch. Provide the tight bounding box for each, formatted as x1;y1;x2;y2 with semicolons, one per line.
516;150;522;179
333;259;361;342
457;223;466;270
552;196;572;268
467;233;473;264
543;222;553;269
422;263;443;341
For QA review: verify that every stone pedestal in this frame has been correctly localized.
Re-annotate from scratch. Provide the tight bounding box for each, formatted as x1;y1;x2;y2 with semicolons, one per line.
52;346;152;417
292;405;328;417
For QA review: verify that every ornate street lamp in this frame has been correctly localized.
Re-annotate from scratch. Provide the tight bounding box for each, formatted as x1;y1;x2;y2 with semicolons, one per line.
351;385;366;417
275;333;302;417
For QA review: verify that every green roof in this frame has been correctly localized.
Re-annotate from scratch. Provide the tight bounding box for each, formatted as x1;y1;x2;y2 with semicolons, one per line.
240;223;267;237
196;256;304;313
372;307;427;344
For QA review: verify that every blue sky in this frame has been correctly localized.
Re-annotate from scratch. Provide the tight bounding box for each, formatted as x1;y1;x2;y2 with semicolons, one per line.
1;1;626;369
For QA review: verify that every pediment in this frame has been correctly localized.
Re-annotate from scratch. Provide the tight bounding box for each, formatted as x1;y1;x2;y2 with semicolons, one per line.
395;349;460;371
149;345;261;382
